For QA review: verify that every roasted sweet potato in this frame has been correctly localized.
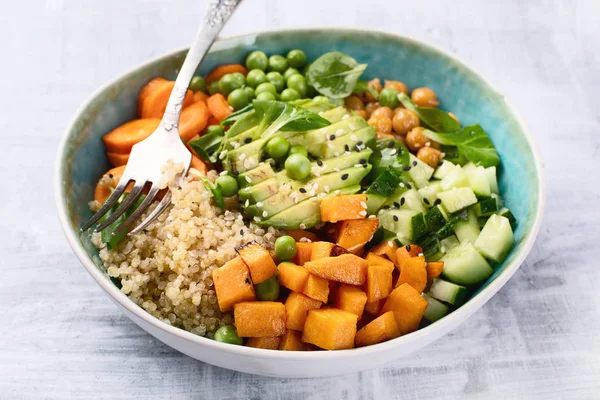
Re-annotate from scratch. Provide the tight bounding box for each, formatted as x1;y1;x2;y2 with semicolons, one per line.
355;311;401;347
279;330;306;351
138;79;194;119
278;262;310;293
426;261;444;280
366;264;394;303
396;255;427;293
370;240;399;264
285;291;322;331
292;242;313;266
206;64;248;85
304;254;369;285
310;241;335;260
234;301;287;337
236;242;277;284
395;244;423;269
302;308;358;350
320;194;368;223
302;274;329;303
212;256;256;312
102;118;161;154
246;336;281;350
334;284;367;318
336;218;379;254
286;230;319;242
382;283;428;335
365;252;396;270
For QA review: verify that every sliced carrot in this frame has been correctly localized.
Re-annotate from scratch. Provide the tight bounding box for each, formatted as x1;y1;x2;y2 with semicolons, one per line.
193;90;209;103
106;152;130;167
207;93;233;122
179;100;210;141
206;116;220;127
190;155;208;175
139;80;194;119
102;118;160;154
206;64;248;85
137;77;167;116
94;165;130;204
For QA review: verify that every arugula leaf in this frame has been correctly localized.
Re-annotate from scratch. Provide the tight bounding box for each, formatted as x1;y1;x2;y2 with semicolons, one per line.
221;104;254;127
189;130;224;163
306;51;367;99
253;100;331;140
398;93;460;133
423;124;500;167
366;138;412;184
199;176;224;209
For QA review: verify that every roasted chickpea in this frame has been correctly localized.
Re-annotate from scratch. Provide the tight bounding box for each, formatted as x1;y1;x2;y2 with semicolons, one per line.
371;106;394;120
365;102;380;118
411;87;439;107
417;147;443;168
344;95;364;111
368;115;393;135
406;127;440;152
354;109;368;119
392;108;420;135
368;78;383;92
377;132;396;140
448;112;460;125
384;80;409;95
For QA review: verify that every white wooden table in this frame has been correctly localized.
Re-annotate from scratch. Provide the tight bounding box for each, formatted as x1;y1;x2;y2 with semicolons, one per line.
2;0;599;398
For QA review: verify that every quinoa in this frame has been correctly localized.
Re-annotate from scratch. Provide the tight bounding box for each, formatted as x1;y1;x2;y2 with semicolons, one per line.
92;170;280;338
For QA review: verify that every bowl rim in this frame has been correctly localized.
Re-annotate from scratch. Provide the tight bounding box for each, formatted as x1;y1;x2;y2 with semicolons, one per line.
55;27;545;361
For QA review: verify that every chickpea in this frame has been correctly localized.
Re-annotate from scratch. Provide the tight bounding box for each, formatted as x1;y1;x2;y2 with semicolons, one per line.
377;132;396;140
385;80;409;95
368;115;393;135
392;108;420;136
365;102;380;118
406;127;440;152
354;109;367;119
368;78;383;92
417;147;443;168
411;87;439;107
345;95;364;111
371;106;394;120
448;112;460;125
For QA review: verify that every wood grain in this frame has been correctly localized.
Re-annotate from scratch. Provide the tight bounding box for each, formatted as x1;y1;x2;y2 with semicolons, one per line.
1;0;599;398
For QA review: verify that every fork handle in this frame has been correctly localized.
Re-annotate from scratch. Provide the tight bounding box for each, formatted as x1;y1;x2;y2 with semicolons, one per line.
161;0;243;130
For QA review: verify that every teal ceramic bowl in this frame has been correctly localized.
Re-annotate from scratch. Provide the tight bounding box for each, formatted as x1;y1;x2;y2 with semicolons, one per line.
55;28;544;377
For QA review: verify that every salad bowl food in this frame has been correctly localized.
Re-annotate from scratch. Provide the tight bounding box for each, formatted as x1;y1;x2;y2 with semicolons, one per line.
56;28;544;377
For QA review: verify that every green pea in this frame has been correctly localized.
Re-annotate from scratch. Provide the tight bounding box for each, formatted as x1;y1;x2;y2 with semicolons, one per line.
227;88;250;111
206;125;224;136
255;91;276;101
214;325;243;345
288;144;308;157
379;87;400;108
245;50;268;71
255;82;277;95
219;73;245;96
266;136;290;159
283;67;300;80
286;49;307;69
352;80;369;95
285;153;311;180
254;276;280;301
189;76;206;92
215;175;239;197
246;69;267;88
280;88;301;102
286;74;307;97
208;81;220;95
266;72;285;92
268;55;288;73
313;95;330;103
243;86;255;100
275;235;297;261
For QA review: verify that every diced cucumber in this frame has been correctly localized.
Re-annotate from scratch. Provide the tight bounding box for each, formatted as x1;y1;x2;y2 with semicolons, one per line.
436;224;455;240
378;209;427;241
478;216;489;229
440;165;469;191
486;166;499;194
491;193;503;208
498;207;517;227
428;278;468;305
398;189;427;213
423;293;450;322
418;181;443;206
433;160;455;180
463;163;491;197
441;242;493;285
440;235;460;252
366;169;404;214
472;197;498;217
408;154;434;189
382;186;409;208
421;237;443;261
437;187;478;214
425;205;448;232
452;208;480;244
474;215;514;262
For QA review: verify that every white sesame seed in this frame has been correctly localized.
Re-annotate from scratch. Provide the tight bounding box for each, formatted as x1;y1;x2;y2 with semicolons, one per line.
309;190;316;196
441;152;446;157
342;114;350;120
418;253;424;257
351;134;358;141
324;185;330;193
254;216;261;222
349;124;356;130
333;168;340;172
256;202;263;207
399;182;405;188
389;149;397;156
219;151;227;159
387;241;394;247
360;201;367;209
425;142;431;147
368;214;377;219
334;152;340;157
354;164;362;168
245;176;252;183
359;210;367;217
441;246;446;253
397;233;405;238
245;199;250;207
327;143;334;149
262;211;268;218
239;153;247;160
336;129;344;135
299;223;306;229
299;237;312;243
334;190;341;195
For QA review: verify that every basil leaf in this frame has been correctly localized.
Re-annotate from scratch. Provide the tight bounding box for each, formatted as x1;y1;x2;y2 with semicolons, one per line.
306;51;368;99
398;93;460;133
423;124;500;167
221;104;254;127
199;177;224;209
366;138;412;184
189;131;224;163
253;100;331;140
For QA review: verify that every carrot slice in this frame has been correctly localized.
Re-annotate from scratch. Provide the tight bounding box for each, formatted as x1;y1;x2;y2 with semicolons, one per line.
206;116;220;127
137;77;167;116
193;90;209;103
179;100;210;141
93;165;131;204
207;93;233;122
106;152;129;167
205;64;248;85
139;80;194;119
190;155;208;175
102;118;160;154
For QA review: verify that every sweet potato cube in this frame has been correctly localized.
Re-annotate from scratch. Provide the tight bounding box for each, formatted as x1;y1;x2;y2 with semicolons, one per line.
279;330;306;351
302;308;358;350
285;291;322;331
364;299;386;316
355;311;401;347
292;242;313;266
382;284;428;335
334;284;367;317
302;274;329;303
336;218;379;254
366;252;395;270
396;255;427;293
212;256;256;312
279;262;310;292
236;242;277;284
234;301;287;337
310;241;336;260
286;230;319;242
366;264;394;303
320;194;368;223
426;261;444;280
371;240;399;264
246;336;281;350
395;244;423;270
304;254;369;285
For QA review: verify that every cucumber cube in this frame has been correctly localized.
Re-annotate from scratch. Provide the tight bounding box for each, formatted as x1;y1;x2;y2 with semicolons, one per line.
486;166;499;194
440;165;469;191
399;189;427;213
437;187;478;213
464;164;491;197
428;278;468;305
452;208;480;243
378;209;426;241
418;181;443;206
433;160;455;180
472;197;498;217
498;207;517;227
423;293;450;322
422;237;443;261
474;215;514;262
408;154;434;189
440;235;460;252
425;205;448;232
441;242;493;285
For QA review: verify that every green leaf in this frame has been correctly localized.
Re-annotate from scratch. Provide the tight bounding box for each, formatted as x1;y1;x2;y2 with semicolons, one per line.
366;138;412;184
306;51;367;99
423;124;500;167
366;168;404;197
253;100;331;140
221;104;255;127
100;194;147;249
199;176;224;209
398;93;460;133
189;131;224;163
288;98;336;113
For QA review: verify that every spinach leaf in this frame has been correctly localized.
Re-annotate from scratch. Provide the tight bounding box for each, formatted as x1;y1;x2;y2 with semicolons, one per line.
253;100;331;140
366;137;412;184
288;98;336;113
189;130;224;163
221;104;255;127
199;176;224;209
398;93;460;133
423;124;500;167
100;194;147;249
306;51;368;99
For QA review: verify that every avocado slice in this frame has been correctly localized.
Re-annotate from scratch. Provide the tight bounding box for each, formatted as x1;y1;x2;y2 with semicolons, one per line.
323;125;376;159
237;160;276;188
223;138;266;173
223;126;260;150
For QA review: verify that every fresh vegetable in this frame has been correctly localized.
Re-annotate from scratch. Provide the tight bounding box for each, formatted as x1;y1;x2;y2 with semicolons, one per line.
268;55;288;73
284;153;311;180
366;264;394;303
212;256;256;312
214;325;243;345
274;235;297;261
236;242;278;284
246;69;267;88
189;76;206;92
198;176;224;209
382;283;428;334
137;79;194;119
288;144;308;157
207;93;233;121
280;88;301;102
292;242;313;266
245;51;268;71
246;336;280;349
227;88;250;110
320;194;368;223
302;273;329;302
304;254;368;285
286;49;307;68
336;218;379;254
379;87;399;108
423;124;500;167
398;92;460;133
396;255;427;293
306;51;367;99
278;261;310;292
334;284;368;317
266;71;285;92
254;276;280;301
302;308;358;350
355;311;401;347
233;301;287;337
285;291;322;331
103;118;160;154
279;330;307;351
215;175;239;197
206;64;248;85
178;100;211;141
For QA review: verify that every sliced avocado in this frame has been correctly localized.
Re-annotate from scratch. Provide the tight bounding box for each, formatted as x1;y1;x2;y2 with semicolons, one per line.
223;111;260;139
321;107;351;123
315;149;372;174
223;126;260;150
237;161;276;188
238;177;280;203
323;125;376;159
223;138;266;173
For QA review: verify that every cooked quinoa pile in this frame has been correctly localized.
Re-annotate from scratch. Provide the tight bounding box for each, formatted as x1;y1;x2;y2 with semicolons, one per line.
92;171;280;337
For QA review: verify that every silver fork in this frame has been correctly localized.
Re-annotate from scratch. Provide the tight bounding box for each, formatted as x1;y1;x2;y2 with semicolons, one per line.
80;0;243;236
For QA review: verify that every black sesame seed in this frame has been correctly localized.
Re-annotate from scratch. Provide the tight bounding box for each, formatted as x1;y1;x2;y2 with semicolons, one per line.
108;174;113;178
344;144;350;152
232;170;239;176
387;141;395;148
245;277;251;284
357;141;364;146
329;134;336;140
423;198;431;205
406;183;412;189
400;197;406;206
438;161;444;166
355;145;361;151
317;160;323;166
299;188;307;193
394;202;401;208
245;137;252;144
393;215;399;222
363;164;369;168
434;198;442;205
403;166;411;171
413;161;418;166
240;229;244;235
406;244;411;252
341;173;349;180
359;159;367;164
